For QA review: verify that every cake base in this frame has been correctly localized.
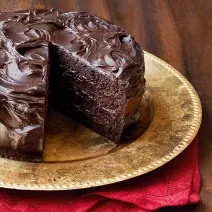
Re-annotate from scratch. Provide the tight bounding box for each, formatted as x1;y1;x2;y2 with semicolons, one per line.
0;148;42;162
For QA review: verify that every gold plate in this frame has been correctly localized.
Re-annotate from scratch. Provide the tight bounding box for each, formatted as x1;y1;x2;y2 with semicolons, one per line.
0;52;202;190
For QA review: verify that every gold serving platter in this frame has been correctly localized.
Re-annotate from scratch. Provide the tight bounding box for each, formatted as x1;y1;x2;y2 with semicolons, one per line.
0;52;202;190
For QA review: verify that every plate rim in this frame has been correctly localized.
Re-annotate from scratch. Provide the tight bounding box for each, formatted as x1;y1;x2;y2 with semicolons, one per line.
0;51;202;190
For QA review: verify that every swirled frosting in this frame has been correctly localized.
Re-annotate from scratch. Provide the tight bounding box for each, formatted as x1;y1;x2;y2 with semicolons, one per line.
0;9;145;161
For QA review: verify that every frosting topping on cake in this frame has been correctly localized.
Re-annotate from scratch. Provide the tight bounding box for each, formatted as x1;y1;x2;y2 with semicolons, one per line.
1;10;143;74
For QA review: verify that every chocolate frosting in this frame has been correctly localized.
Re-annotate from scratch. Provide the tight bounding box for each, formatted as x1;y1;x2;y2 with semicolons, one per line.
2;10;143;72
0;9;145;161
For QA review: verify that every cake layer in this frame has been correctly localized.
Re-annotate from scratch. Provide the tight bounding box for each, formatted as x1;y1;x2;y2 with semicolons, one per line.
50;43;144;137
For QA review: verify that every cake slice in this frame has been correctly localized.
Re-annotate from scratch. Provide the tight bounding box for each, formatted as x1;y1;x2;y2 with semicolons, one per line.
50;12;145;142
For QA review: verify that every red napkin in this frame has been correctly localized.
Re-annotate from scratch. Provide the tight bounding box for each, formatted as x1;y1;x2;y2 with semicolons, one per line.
0;137;200;212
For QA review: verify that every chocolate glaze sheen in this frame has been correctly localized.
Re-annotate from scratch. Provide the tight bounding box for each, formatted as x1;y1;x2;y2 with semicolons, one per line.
52;12;143;72
0;9;145;161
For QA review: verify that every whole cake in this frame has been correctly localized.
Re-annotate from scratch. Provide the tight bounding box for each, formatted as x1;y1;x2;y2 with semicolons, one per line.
0;9;145;161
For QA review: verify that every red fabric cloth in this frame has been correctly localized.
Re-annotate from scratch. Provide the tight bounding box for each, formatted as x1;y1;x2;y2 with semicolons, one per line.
0;137;200;212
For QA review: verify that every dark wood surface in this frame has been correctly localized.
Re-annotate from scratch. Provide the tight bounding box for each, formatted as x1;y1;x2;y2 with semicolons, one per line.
0;0;211;211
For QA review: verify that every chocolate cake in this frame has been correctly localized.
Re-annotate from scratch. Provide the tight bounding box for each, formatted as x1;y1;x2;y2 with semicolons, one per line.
0;9;145;162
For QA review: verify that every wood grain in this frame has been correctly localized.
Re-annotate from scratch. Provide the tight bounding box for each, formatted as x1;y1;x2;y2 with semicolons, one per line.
0;0;211;211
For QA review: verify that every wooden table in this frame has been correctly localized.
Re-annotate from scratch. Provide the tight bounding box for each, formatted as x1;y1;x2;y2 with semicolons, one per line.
0;0;211;211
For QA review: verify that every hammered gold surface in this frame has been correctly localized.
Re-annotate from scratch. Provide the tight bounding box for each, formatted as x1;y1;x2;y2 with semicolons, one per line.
0;52;202;190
